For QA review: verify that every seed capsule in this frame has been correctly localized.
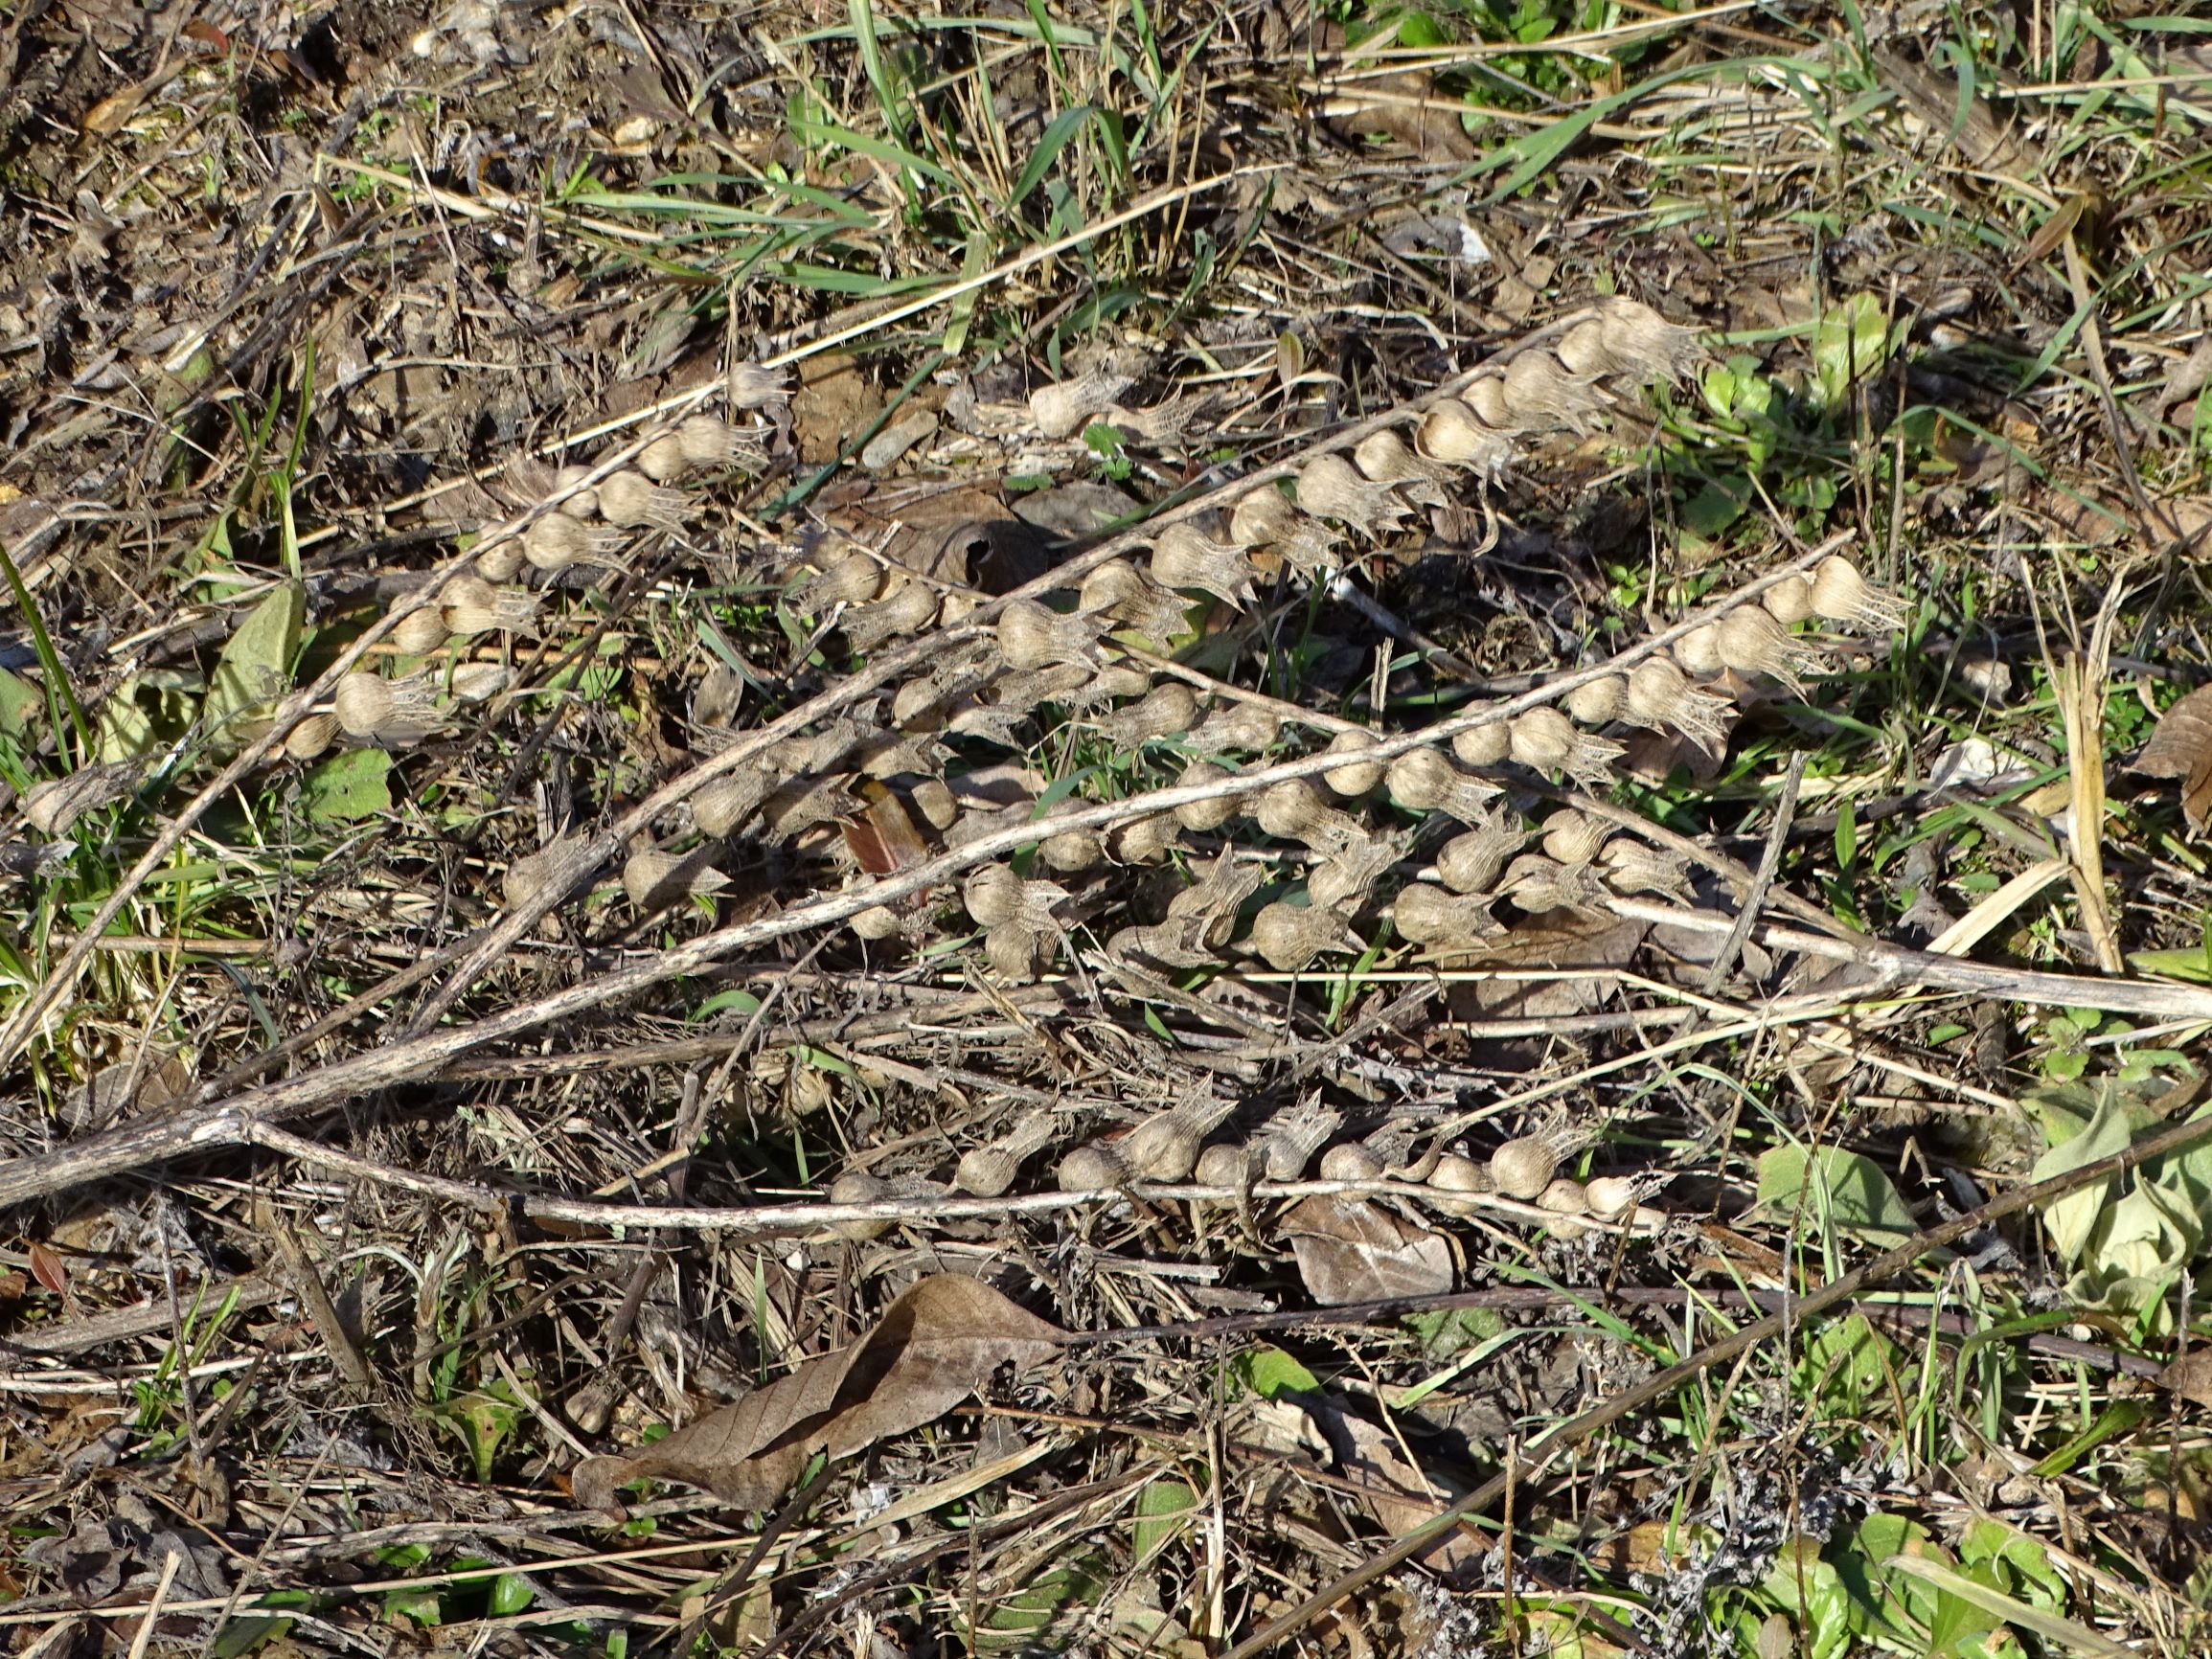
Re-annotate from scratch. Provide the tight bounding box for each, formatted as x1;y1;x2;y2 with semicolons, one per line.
1122;1093;1240;1181
1307;838;1395;915
524;512;622;571
1451;721;1511;766
1564;675;1627;726
954;1112;1059;1196
391;605;449;655
794;553;886;612
596;469;689;531
1672;625;1723;677
677;413;751;467
1385;749;1497;826
1228;485;1338;577
1501;349;1607;431
1149;524;1258;607
1811;555;1910;631
1762;573;1816;626
1626;656;1733;746
1539;808;1609;867
1057;1144;1129;1193
1392;882;1496;948
1031;363;1136;440
1296;453;1411;541
1717;606;1809;693
442;576;541;636
1319;1142;1383;1183
1253;777;1364;852
552;465;600;518
1436;815;1523;894
1418;399;1513;476
1352;428;1454;505
843;580;940;652
1247;900;1351;971
1539;1177;1593;1239
1488;1124;1594;1200
1095;682;1197;745
1079;558;1189;647
1189;699;1281;757
1195;1141;1259;1187
1259;1105;1342;1179
693;768;773;836
1110;811;1181;864
637;433;691;483
1425;1151;1492;1215
1584;1174;1642;1219
1173;761;1241;831
285;713;340;761
1321;729;1385;796
995;599;1102;670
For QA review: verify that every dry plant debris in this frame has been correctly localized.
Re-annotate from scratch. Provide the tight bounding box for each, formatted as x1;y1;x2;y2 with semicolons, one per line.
4;1;2212;1657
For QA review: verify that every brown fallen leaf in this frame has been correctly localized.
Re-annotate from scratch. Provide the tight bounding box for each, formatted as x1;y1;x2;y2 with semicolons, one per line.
571;1275;1063;1512
2133;684;2212;832
2162;1350;2212;1408
1304;1392;1488;1581
1282;1196;1452;1307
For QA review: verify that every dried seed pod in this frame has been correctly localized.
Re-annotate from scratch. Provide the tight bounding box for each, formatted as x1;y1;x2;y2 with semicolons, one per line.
1039;830;1103;873
332;671;439;741
1247;899;1353;971
596;468;689;531
727;365;789;408
1584;1174;1642;1219
1539;808;1610;867
1489;1123;1595;1200
1451;720;1511;766
1149;524;1258;607
1321;729;1385;796
759;775;856;840
1623;656;1728;744
1501;852;1606;914
1260;1105;1342;1179
1110;811;1181;864
1319;1142;1383;1183
1189;699;1281;757
1717;605;1809;693
843;579;941;652
524;512;621;571
1418;399;1514;475
1385;749;1498;826
850;904;902;940
1811;555;1910;631
391;605;450;655
1425;1150;1491;1216
1072;664;1153;707
24;763;139;835
828;1171;894;1240
794;553;886;612
1501;349;1606;431
964;863;1049;929
1564;675;1627;726
1108;919;1218;969
1173;760;1241;831
693;768;773;836
1167;854;1264;942
1463;375;1516;431
637;433;691;484
285;713;340;761
1539;1177;1594;1239
986;920;1058;982
449;663;510;703
1551;318;1615;380
552;465;600;518
1031;363;1137;440
1095;682;1197;745
1057;1144;1129;1192
1507;708;1625;791
1436;814;1523;894
1122;1092;1241;1182
1079;559;1189;647
442;576;540;636
476;536;528;582
678;412;752;467
955;1112;1059;1197
1195;1141;1259;1187
995;599;1102;670
1590;296;1702;382
502;834;595;911
1253;777;1364;852
1599;838;1690;898
1228;485;1338;577
1307;837;1396;915
1392;882;1496;947
1296;453;1411;541
1352;428;1454;505
1762;573;1816;626
1672;624;1723;677
623;845;728;909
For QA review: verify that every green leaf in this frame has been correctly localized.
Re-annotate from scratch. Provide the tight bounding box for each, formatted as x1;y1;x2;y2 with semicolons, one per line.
206;1617;294;1659
1813;292;1895;408
1007;104;1097;211
302;749;392;825
487;1573;535;1617
0;668;40;739
205;579;304;750
1130;1476;1197;1563
1881;1555;2132;1657
1754;1145;1919;1243
2027;1086;2133;1266
1231;1345;1319;1399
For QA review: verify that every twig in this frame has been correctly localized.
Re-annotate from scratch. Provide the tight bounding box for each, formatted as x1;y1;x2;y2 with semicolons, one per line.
1699;748;1808;995
1219;1107;2212;1659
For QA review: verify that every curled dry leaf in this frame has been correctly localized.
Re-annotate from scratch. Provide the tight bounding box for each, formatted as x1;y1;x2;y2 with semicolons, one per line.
1281;1195;1452;1307
571;1274;1063;1513
2133;684;2212;832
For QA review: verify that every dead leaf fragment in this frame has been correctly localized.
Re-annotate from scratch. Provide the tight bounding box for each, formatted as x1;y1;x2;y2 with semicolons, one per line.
572;1275;1063;1513
2133;685;2212;832
1282;1196;1452;1306
1306;1392;1489;1580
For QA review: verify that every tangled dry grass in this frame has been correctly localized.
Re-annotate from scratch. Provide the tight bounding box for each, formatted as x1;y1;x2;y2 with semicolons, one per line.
4;1;2212;1656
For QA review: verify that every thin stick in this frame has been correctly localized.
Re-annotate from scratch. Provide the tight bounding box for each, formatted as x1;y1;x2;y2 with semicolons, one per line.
1700;748;1807;995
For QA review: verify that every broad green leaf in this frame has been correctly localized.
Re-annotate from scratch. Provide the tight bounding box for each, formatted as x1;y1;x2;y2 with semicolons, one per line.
2027;1087;2133;1266
96;670;201;764
1232;1345;1319;1399
487;1574;534;1617
206;1617;293;1659
1754;1145;1919;1243
205;579;304;749
1882;1555;2132;1657
1813;292;1895;408
302;750;392;825
1130;1476;1197;1563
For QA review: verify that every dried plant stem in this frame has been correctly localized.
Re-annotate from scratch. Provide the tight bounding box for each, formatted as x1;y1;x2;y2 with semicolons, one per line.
1219;1108;2212;1659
